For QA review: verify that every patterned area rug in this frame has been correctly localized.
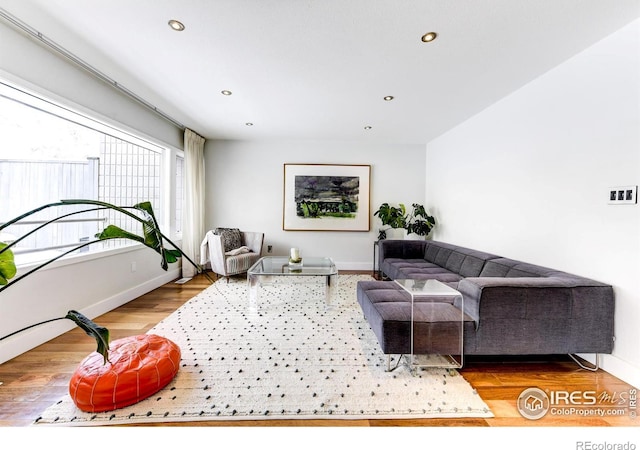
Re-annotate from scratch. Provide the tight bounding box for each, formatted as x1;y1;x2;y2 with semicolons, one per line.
35;274;492;425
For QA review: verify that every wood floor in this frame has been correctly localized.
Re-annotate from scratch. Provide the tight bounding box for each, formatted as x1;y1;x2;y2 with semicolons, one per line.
1;272;638;429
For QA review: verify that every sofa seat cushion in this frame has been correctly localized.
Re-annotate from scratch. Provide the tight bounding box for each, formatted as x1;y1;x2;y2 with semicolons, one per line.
382;258;461;281
357;281;406;307
225;251;260;275
381;258;428;279
382;259;463;283
397;269;463;284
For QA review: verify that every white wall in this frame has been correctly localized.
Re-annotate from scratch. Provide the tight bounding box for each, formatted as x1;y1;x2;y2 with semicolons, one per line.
0;20;183;149
204;139;427;270
426;20;640;387
0;247;180;363
0;19;184;363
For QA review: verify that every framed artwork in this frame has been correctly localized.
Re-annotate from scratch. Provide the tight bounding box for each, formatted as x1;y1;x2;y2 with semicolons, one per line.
283;163;371;231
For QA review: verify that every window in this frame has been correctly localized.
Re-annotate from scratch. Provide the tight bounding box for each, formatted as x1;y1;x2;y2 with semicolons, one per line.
97;135;162;249
0;81;176;266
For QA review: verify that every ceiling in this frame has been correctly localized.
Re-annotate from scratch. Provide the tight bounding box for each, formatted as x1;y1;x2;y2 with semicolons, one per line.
1;0;639;144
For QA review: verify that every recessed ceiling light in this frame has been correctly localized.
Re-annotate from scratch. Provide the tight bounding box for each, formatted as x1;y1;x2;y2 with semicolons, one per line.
383;96;394;101
221;90;232;96
421;32;438;42
168;20;185;31
245;122;254;126
364;126;372;130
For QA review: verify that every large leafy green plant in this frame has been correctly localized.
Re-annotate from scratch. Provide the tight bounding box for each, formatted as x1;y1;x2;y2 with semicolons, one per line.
0;242;17;286
0;199;212;363
373;203;408;240
373;202;408;229
405;203;436;237
373;202;436;240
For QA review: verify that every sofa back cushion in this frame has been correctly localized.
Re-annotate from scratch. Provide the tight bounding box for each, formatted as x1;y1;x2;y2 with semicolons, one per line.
424;241;499;277
479;258;557;278
424;241;447;263
434;247;454;267
458;253;494;277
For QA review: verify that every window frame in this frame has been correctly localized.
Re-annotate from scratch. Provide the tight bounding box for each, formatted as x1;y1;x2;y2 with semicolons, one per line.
0;76;184;272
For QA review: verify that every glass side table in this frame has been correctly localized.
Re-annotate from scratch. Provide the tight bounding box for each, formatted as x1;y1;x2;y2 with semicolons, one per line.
394;279;466;374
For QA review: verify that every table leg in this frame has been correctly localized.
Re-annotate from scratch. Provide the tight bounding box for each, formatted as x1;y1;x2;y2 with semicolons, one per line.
248;273;259;312
325;273;338;309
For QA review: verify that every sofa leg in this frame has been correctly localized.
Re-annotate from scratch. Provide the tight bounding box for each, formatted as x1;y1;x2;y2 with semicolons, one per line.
568;353;600;372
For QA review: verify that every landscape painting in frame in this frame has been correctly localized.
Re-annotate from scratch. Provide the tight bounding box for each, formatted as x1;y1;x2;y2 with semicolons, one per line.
283;164;371;231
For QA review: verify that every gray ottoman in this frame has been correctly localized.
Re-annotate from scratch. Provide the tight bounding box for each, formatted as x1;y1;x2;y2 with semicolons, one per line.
356;280;475;369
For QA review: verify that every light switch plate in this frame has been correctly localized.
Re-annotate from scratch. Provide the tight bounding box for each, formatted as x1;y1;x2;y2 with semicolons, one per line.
608;185;637;205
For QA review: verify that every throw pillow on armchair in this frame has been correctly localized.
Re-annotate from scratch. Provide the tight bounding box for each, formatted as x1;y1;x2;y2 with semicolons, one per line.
214;227;242;252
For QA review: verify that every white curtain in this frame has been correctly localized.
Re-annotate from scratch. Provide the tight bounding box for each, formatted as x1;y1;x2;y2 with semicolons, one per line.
182;128;206;278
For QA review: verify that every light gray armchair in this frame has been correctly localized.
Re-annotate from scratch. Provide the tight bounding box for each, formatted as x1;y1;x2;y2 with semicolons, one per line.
200;229;264;281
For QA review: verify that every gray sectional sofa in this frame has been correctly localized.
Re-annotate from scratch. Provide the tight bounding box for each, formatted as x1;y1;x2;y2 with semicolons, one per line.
356;240;615;364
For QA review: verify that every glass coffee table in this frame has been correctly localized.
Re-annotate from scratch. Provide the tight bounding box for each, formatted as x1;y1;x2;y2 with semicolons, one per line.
247;256;338;312
394;279;466;374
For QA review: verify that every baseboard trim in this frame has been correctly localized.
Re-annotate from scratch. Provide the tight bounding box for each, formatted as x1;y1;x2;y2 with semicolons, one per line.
0;268;179;364
590;353;640;389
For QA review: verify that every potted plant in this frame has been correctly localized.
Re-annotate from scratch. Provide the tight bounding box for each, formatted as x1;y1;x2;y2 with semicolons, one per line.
405;203;436;239
0;199;212;412
373;202;408;240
